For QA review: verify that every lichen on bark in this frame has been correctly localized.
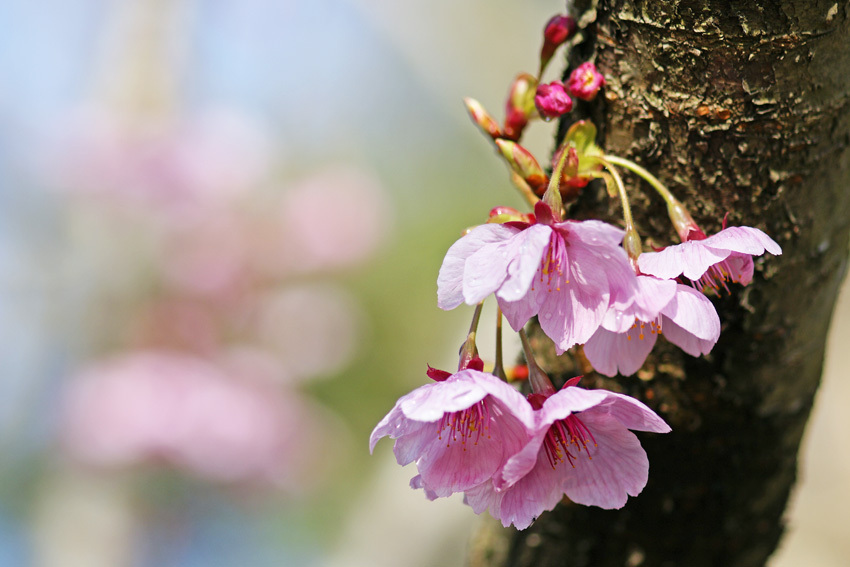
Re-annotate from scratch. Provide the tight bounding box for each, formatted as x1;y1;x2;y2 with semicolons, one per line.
468;1;850;566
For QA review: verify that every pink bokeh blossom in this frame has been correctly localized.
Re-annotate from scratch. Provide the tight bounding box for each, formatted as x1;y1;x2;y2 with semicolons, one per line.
61;351;334;491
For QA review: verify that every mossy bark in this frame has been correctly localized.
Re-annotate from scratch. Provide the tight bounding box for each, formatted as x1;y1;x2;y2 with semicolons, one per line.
468;1;850;566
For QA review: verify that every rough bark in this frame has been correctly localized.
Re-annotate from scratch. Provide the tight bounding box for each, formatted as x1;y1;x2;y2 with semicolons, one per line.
468;1;850;566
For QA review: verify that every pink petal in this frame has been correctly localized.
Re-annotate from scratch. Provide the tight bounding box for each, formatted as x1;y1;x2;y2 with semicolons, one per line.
492;448;568;529
592;392;671;433
661;285;721;342
702;226;782;256
498;292;544;332
410;474;439;501
638;241;732;281
437;224;518;310
561;411;650;509
494;224;553;303
538;387;611;423
493;432;546;491
631;276;678;322
462;224;551;305
583;327;657;377
601;276;676;333
561;219;625;248
538;245;611;352
726;253;755;285
398;377;486;422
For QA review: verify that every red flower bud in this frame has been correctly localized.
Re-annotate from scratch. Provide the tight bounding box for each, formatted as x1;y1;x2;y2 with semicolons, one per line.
539;15;577;73
503;73;538;140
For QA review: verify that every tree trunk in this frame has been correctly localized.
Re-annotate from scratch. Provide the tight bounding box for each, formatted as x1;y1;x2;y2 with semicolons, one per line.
468;1;850;566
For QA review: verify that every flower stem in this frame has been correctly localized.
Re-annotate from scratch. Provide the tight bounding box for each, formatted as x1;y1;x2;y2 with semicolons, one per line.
602;154;677;204
599;160;634;229
492;309;507;381
518;328;556;396
603;154;701;243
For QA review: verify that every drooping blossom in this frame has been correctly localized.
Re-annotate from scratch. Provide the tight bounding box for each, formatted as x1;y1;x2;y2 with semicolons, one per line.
637;224;782;293
370;364;534;499
438;201;638;353
464;381;670;529
567;62;606;101
535;82;573;119
584;274;721;376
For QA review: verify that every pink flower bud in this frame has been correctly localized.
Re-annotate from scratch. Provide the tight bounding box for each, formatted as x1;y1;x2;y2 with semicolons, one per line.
539;15;577;73
534;82;573;119
544;14;576;45
567;62;606;102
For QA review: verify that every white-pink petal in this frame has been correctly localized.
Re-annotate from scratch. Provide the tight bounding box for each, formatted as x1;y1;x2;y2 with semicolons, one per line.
584;327;657;377
437;223;519;310
702;226;782;256
561;411;650;509
463;224;551;305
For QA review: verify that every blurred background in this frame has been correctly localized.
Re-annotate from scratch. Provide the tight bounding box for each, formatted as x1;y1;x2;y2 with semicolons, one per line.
0;1;847;566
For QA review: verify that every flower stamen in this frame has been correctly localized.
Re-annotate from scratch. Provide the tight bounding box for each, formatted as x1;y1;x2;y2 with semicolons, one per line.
437;400;491;451
543;414;596;469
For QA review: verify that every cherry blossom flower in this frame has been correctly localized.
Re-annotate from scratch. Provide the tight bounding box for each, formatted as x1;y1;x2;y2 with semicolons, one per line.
567;62;606;102
370;366;535;500
637;225;782;293
464;382;670;529
438;201;638;352
584;275;721;376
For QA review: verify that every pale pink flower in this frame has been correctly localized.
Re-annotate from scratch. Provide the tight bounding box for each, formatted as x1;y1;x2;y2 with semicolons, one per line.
370;367;535;499
637;225;781;293
567;62;606;102
275;166;390;275
464;383;670;529
438;201;638;352
584;275;721;376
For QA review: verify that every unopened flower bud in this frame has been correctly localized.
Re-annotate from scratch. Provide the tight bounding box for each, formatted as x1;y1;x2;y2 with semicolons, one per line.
539;15;577;73
495;139;548;193
551;145;591;193
567;61;606;102
534;82;573;120
503;73;538;140
463;97;502;141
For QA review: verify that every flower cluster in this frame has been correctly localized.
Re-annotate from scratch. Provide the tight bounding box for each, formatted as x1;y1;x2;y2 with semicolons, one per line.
372;366;669;529
372;4;781;529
